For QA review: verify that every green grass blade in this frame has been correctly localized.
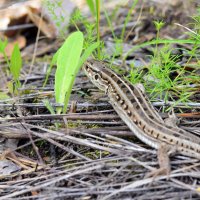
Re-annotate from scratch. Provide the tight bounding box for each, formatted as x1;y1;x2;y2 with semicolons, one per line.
86;0;96;16
77;41;99;71
121;0;138;40
43;50;59;87
96;0;100;58
124;39;200;60
55;31;84;114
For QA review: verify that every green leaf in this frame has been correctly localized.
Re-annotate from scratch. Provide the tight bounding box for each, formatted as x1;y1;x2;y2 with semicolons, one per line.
43;50;59;87
55;31;84;114
77;41;99;71
10;44;22;88
43;99;55;114
86;0;96;16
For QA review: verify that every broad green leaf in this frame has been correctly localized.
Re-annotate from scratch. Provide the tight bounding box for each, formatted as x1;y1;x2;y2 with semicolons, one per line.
62;42;99;113
63;41;99;113
10;44;22;79
55;31;83;114
10;44;22;88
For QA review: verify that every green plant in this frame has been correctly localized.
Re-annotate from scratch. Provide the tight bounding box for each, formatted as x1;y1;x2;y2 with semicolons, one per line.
129;64;144;85
43;0;68;38
10;44;22;90
127;16;200;110
86;0;96;16
0;39;9;65
43;0;103;60
102;0;139;61
53;31;99;114
95;0;101;58
153;20;165;56
0;39;22;93
86;0;101;58
121;0;139;41
43;0;101;114
146;45;181;99
55;31;84;114
70;9;97;50
124;38;200;61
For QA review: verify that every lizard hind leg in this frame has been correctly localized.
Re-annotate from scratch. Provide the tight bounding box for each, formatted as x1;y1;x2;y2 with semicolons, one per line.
146;143;176;180
157;143;176;176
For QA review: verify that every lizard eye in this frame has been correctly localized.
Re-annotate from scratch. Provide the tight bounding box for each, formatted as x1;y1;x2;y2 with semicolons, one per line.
85;65;89;70
94;74;99;80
